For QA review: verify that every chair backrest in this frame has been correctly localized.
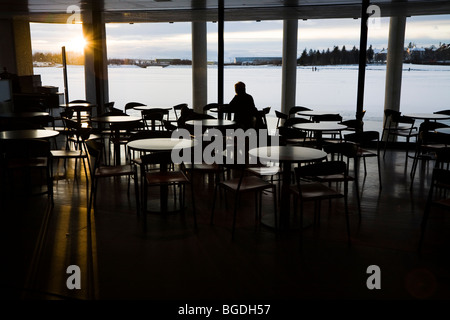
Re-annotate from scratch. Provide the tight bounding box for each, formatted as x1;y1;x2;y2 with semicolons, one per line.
288;106;312;117
63;118;92;141
125;102;146;114
85;139;105;168
323;142;358;159
344;130;380;146
312;114;343;123
294;160;347;186
275;110;288;128
283;117;312;127
140;151;174;167
340;119;364;132
70;99;91;104
103;101;115;113
203;103;219;113
173;103;188;120
435;147;450;169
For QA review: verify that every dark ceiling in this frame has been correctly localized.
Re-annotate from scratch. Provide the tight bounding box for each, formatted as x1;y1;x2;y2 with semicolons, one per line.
1;0;450;23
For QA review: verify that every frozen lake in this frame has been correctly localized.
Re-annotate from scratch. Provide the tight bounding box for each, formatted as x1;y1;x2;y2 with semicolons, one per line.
34;63;450;133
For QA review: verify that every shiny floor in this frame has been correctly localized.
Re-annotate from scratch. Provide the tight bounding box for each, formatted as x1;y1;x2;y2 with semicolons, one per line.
2;141;450;301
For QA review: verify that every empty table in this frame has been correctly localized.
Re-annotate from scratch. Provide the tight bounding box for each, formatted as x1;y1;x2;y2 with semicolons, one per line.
0;129;59;140
293;122;347;148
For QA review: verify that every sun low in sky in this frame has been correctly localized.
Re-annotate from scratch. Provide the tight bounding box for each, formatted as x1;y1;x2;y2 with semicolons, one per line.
64;36;87;54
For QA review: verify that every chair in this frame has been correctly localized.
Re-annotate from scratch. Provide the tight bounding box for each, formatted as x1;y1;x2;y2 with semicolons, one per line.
50;118;91;182
109;120;146;164
382;109;418;160
275;110;288;128
141;151;196;233
141;108;169;130
291;160;351;246
410;122;450;189
172;103;188;121
210;138;278;239
85;140;139;217
103;101;115;113
323;142;361;218
339;119;364;134
312;114;343;123
278;126;309;146
0;139;53;205
125;102;146;115
344;131;382;190
288;106;312;118
418;165;450;251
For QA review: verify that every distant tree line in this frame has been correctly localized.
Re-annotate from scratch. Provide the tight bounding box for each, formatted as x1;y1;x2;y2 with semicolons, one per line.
32;51;84;65
297;45;375;66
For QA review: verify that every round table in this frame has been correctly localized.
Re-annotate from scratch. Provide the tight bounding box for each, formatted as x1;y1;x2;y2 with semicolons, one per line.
0;129;59;140
296;110;340;117
133;106;172;111
0;112;50;118
405;113;450;122
184;119;236;128
91;116;142;165
127;137;195;152
248;145;327;230
293;122;347;148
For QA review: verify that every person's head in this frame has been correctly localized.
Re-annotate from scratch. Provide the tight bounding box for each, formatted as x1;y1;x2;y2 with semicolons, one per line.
234;81;246;94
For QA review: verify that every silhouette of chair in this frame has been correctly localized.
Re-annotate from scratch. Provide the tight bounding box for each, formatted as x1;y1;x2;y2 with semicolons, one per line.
288;106;312;118
141;151;196;233
418;148;450;251
382;109;418;160
210;138;278;239
275;110;288;128
85;140;139;217
344;131;382;190
125;102;146;115
291;160;351;247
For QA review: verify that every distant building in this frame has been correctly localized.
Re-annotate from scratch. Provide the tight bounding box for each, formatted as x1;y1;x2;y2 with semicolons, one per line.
234;57;282;65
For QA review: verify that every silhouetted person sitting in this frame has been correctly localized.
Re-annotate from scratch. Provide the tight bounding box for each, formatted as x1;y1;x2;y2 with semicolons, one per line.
229;81;258;130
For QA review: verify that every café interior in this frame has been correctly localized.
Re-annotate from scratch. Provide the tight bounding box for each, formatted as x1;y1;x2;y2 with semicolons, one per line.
1;0;450;301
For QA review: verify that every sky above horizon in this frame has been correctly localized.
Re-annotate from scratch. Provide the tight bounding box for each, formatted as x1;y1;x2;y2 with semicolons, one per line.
30;14;450;63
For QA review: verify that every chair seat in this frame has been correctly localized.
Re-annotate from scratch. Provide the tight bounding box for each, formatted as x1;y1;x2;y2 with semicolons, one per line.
357;148;377;157
184;163;223;173
247;165;281;177
316;173;354;183
220;175;273;193
96;165;134;178
51;150;87;158
146;171;190;185
290;182;343;201
390;129;418;137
